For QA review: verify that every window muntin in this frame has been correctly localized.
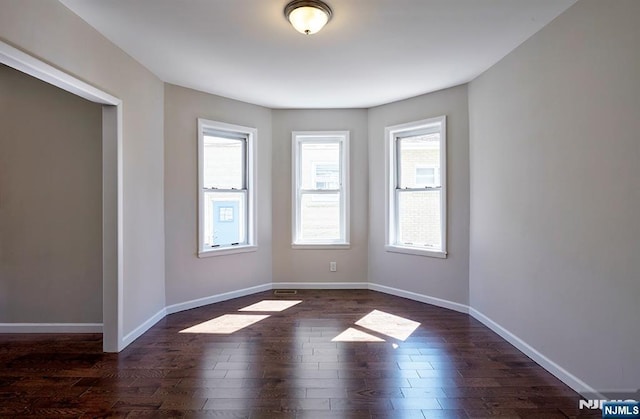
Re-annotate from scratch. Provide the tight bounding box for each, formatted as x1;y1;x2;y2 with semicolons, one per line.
386;116;447;258
198;119;256;256
293;132;349;247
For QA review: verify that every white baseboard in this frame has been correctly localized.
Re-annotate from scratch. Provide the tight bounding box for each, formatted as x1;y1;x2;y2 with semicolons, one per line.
121;283;272;347
121;308;166;348
368;283;469;314
0;323;103;333
165;283;272;315
127;282;604;401
273;282;368;290
0;281;600;400
468;307;602;399
365;284;601;398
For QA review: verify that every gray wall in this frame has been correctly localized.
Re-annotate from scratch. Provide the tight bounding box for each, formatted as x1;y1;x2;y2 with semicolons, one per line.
368;86;470;305
0;0;166;335
0;64;102;322
468;0;640;391
164;84;272;305
272;109;369;284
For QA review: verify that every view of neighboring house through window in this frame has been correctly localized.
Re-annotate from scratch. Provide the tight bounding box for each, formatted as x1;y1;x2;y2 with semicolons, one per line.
415;166;439;187
198;119;256;257
313;162;340;189
386;116;447;258
292;131;349;247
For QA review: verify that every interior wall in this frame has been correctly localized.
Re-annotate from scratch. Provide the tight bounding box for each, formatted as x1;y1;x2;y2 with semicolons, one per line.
0;0;165;336
272;109;368;284
164;84;273;305
468;0;640;392
367;85;470;305
0;64;102;323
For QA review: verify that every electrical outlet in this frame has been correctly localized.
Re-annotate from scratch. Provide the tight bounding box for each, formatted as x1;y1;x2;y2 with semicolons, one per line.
330;262;337;272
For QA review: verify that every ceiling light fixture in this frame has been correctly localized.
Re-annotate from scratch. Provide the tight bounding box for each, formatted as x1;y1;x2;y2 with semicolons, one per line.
284;0;332;35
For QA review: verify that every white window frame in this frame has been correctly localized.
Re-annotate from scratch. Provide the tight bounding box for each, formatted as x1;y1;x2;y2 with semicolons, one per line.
198;118;257;257
385;116;447;258
292;131;350;249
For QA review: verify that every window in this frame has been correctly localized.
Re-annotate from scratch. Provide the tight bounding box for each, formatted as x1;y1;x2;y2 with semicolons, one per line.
292;131;349;248
198;119;256;257
386;116;447;258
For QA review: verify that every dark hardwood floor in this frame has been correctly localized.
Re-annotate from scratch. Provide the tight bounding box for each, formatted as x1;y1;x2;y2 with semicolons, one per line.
0;289;598;418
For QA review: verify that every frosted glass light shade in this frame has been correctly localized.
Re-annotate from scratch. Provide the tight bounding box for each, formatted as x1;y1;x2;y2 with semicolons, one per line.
285;0;332;35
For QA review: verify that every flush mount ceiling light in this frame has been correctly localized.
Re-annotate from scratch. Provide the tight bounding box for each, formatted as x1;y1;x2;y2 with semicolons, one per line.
285;0;332;35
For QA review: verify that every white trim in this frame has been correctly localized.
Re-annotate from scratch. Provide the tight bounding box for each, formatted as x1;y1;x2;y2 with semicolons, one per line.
104;104;125;352
162;281;602;399
292;131;350;247
121;308;167;348
273;282;368;289
120;280;605;399
0;40;123;353
0;323;103;333
367;283;601;398
198;245;258;258
0;41;119;105
165;283;272;315
0;265;601;400
368;283;468;314
468;307;603;399
384;244;447;259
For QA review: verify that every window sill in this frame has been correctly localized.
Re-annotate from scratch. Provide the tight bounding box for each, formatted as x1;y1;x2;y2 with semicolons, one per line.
292;243;351;250
198;245;257;258
385;244;447;259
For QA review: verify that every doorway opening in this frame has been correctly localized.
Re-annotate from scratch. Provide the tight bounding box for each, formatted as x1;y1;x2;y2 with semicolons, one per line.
0;41;123;352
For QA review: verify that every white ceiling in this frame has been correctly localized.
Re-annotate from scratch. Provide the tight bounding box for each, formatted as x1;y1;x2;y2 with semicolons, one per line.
60;0;576;109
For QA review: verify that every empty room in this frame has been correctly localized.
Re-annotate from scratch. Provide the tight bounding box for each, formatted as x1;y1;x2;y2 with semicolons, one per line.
0;0;638;417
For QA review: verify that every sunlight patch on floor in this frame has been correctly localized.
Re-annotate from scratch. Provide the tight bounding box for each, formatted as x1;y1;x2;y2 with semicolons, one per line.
238;300;302;312
355;309;420;341
331;327;386;342
179;314;270;334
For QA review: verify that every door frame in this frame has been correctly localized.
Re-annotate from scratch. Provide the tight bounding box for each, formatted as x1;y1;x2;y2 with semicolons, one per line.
0;40;123;352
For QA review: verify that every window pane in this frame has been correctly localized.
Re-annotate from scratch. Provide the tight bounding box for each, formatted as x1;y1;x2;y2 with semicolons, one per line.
415;167;436;187
203;136;244;189
397;190;441;249
398;133;440;188
300;142;340;190
300;193;340;241
203;191;246;247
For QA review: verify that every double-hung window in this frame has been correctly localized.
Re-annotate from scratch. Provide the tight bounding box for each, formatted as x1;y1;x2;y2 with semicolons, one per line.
386;116;447;258
292;131;349;248
198;119;256;257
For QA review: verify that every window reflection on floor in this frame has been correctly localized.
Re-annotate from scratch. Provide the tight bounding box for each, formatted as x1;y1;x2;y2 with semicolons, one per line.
330;309;420;343
179;299;303;334
238;300;302;312
179;314;269;334
355;309;420;341
331;327;385;342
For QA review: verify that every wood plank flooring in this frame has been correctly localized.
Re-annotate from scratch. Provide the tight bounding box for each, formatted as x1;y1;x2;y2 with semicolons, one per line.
0;289;599;418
